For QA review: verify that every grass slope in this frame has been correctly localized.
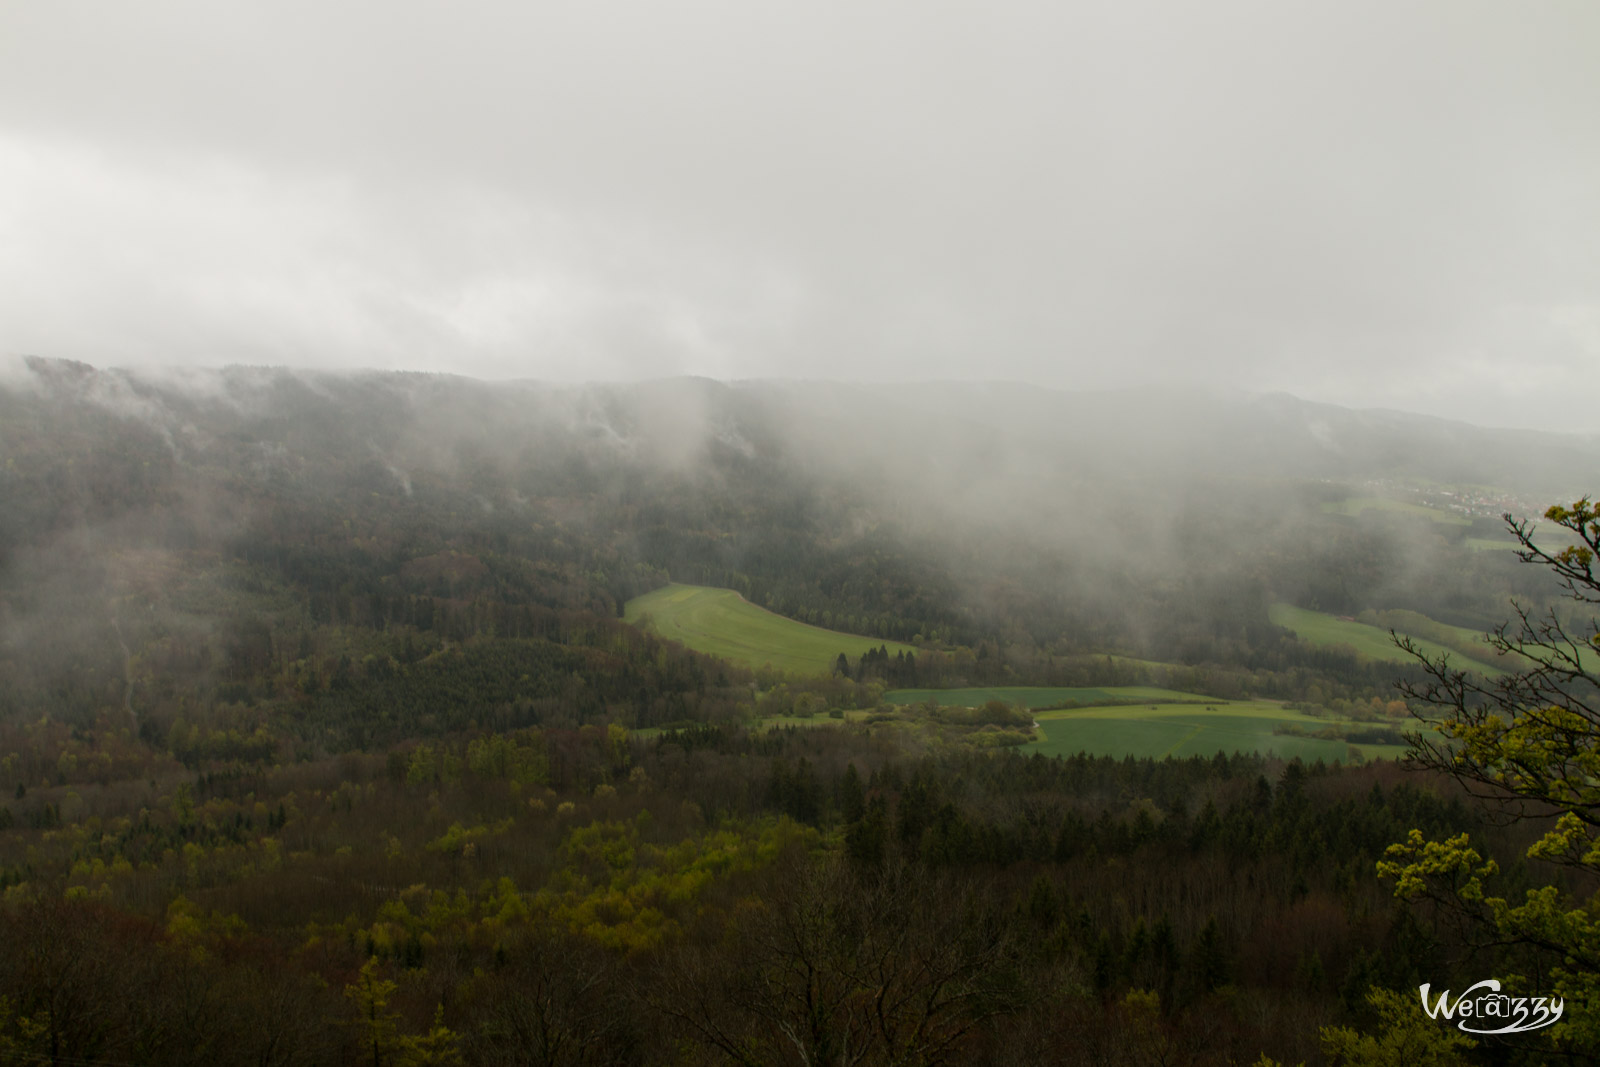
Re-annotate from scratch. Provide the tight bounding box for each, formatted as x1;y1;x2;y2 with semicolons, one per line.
1269;603;1503;675
1361;609;1494;652
625;584;917;675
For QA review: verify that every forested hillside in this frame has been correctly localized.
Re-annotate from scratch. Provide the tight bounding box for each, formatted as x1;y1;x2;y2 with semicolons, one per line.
3;360;1587;730
0;360;1594;1064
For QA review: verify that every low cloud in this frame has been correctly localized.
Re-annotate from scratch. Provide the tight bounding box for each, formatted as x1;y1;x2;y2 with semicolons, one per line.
1;2;1597;428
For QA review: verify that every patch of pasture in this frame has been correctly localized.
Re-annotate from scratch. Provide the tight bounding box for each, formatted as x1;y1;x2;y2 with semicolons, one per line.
624;583;917;675
1467;530;1578;552
882;686;1207;709
1268;603;1502;675
1322;497;1471;525
1026;702;1406;762
1031;699;1302;723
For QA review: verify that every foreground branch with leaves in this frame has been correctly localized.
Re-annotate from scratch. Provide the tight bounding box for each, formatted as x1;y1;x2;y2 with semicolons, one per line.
1383;499;1600;1057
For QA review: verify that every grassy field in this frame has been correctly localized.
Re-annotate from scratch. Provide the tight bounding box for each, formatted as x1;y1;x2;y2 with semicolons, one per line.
1269;603;1503;675
624;584;918;675
637;685;1412;761
1025;700;1409;763
1322;497;1471;525
885;686;1410;762
1467;530;1577;552
1355;608;1497;653
883;686;1204;709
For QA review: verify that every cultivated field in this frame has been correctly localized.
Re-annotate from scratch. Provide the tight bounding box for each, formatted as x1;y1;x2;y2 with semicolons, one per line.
624;583;918;675
1025;699;1409;763
1268;603;1502;675
886;686;1408;762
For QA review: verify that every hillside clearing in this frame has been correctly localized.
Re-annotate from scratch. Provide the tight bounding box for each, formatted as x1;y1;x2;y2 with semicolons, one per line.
1026;700;1408;763
625;583;917;675
1269;602;1504;675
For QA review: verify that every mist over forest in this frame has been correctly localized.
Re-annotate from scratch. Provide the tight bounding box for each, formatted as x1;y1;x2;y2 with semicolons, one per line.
1;358;1597;1065
5;0;1600;1059
0;359;1579;725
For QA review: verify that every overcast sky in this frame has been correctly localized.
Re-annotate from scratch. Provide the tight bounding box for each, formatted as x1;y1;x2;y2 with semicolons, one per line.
1;1;1596;429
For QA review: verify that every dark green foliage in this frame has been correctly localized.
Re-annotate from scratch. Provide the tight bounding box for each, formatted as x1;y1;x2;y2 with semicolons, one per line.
838;762;864;823
1189;918;1230;995
846;795;889;868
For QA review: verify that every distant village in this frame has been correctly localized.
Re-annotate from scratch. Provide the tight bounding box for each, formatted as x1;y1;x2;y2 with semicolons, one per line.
1345;479;1553;523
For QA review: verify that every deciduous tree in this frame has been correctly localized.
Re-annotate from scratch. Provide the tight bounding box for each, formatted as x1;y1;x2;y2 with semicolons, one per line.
1382;498;1600;1054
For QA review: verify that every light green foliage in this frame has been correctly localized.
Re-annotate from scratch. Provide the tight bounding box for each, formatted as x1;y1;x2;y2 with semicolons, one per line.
424;819;515;857
534;814;815;950
398;1005;463;1066
165;894;247;955
624;583;915;675
1381;829;1600;1049
464;731;549;785
361;883;510;957
1382;498;1600;1055
1376;831;1498;903
342;960;462;1065
0;995;46;1058
345;957;401;1066
406;744;459;786
409;732;549;787
1543;499;1600;567
1117;989;1183;1065
1319;988;1476;1066
1438;705;1600;813
605;723;630;774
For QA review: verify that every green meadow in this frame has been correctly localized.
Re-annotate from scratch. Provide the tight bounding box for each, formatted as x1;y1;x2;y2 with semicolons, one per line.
1026;700;1409;763
886;686;1408;762
1321;497;1470;525
1268;603;1503;675
1467;529;1578;552
624;583;917;675
883;686;1202;709
640;685;1414;762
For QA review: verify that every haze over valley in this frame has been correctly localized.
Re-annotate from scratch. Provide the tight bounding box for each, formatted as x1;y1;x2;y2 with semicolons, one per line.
2;356;1598;1062
4;2;1599;1062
